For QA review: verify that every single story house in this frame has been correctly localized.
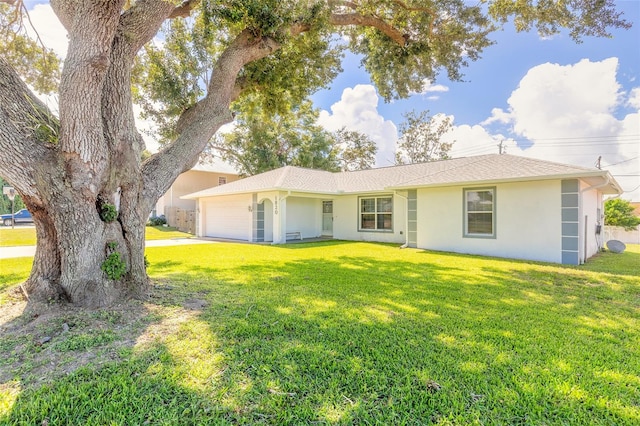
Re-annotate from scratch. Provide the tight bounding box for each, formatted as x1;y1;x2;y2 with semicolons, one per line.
183;154;622;265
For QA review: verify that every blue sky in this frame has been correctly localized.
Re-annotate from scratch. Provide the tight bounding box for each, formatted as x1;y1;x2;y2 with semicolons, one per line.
23;1;640;199
312;1;640;199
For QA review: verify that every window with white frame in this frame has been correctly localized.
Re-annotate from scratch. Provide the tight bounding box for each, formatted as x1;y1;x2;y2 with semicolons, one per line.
359;196;393;231
464;187;495;238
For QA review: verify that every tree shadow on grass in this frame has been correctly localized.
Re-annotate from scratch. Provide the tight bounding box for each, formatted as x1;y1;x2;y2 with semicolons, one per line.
188;254;640;424
2;344;244;425
2;243;639;424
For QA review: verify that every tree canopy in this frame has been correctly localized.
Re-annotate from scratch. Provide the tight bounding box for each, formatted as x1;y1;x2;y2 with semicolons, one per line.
0;0;631;307
202;96;377;175
605;199;640;231
206;97;341;175
395;110;454;164
133;0;631;144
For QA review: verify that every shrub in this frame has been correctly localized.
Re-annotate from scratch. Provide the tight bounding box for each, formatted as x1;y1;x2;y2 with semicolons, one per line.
99;202;118;223
101;242;126;280
147;215;167;226
605;198;640;231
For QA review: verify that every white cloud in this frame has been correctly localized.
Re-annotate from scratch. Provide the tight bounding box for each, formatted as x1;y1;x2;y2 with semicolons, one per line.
24;4;68;58
318;84;398;167
481;57;639;199
480;108;513;126
423;83;449;93
445;123;509;157
507;58;623;140
628;87;640;109
410;79;450;98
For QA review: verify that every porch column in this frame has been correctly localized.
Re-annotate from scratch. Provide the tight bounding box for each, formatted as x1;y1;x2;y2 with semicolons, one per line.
196;199;205;238
272;195;287;244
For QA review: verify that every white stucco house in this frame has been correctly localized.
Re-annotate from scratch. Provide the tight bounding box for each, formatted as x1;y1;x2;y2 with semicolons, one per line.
183;154;622;265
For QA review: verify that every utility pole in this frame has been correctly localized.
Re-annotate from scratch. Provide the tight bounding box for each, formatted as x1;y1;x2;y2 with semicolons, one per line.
497;140;506;155
3;187;16;229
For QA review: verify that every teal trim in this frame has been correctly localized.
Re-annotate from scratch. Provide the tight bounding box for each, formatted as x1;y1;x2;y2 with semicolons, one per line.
561;208;579;222
562;251;579;265
255;201;264;242
561;180;579;193
561;193;579;207
407;190;417;248
562;236;579;251
357;194;394;233
561;179;580;264
562;222;579;236
463;186;497;239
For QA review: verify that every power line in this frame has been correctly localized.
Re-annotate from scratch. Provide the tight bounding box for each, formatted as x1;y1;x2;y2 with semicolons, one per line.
603;156;640;167
525;134;640;141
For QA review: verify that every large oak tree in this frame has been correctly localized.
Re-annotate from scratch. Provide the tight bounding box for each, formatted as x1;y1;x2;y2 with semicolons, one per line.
0;0;630;307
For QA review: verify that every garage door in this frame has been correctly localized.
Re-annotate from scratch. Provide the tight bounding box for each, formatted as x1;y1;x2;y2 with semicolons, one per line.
203;195;251;240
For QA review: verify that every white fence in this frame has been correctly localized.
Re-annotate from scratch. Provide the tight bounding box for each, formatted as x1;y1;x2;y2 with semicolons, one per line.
603;226;640;244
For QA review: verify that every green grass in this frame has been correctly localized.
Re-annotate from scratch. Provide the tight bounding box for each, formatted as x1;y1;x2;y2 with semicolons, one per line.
144;225;193;240
0;228;37;247
1;243;639;424
0;225;191;247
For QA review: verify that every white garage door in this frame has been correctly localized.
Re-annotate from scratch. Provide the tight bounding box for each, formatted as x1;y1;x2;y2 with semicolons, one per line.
203;195;251;240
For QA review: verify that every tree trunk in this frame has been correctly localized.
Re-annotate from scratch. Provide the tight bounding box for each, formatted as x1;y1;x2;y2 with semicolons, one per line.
21;184;151;308
1;2;287;308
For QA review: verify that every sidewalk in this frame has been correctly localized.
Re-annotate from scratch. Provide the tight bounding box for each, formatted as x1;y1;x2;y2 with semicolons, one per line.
0;238;218;260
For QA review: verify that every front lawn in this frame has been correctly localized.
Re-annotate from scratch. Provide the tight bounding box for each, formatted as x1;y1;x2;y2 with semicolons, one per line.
1;243;638;424
0;225;191;247
0;227;37;247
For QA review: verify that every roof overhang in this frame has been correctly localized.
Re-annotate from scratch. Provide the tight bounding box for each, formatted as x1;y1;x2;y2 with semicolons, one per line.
387;171;622;194
181;187;341;200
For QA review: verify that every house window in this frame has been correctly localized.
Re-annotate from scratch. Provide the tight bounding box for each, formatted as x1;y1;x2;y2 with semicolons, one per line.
218;176;227;185
359;196;392;231
464;187;496;238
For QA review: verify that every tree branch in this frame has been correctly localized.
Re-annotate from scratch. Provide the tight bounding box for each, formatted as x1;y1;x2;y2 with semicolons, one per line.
0;57;55;200
101;0;177;155
329;12;408;45
49;0;79;32
55;0;125;166
328;0;437;45
117;0;179;59
169;0;200;19
141;29;282;209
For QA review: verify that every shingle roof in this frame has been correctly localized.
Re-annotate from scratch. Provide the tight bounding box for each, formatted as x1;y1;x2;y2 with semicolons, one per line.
183;154;620;199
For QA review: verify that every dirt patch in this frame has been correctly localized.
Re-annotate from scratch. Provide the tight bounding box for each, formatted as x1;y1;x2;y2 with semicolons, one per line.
0;283;207;390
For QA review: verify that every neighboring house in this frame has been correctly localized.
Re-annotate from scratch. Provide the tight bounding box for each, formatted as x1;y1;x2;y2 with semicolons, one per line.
154;162;240;227
183;154;621;265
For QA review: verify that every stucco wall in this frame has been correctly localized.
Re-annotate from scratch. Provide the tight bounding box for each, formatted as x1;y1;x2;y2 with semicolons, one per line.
579;181;604;261
416;180;563;263
285;197;322;238
332;193;407;244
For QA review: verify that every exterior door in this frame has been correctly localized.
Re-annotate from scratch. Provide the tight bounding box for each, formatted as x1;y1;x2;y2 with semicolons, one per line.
322;201;333;236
